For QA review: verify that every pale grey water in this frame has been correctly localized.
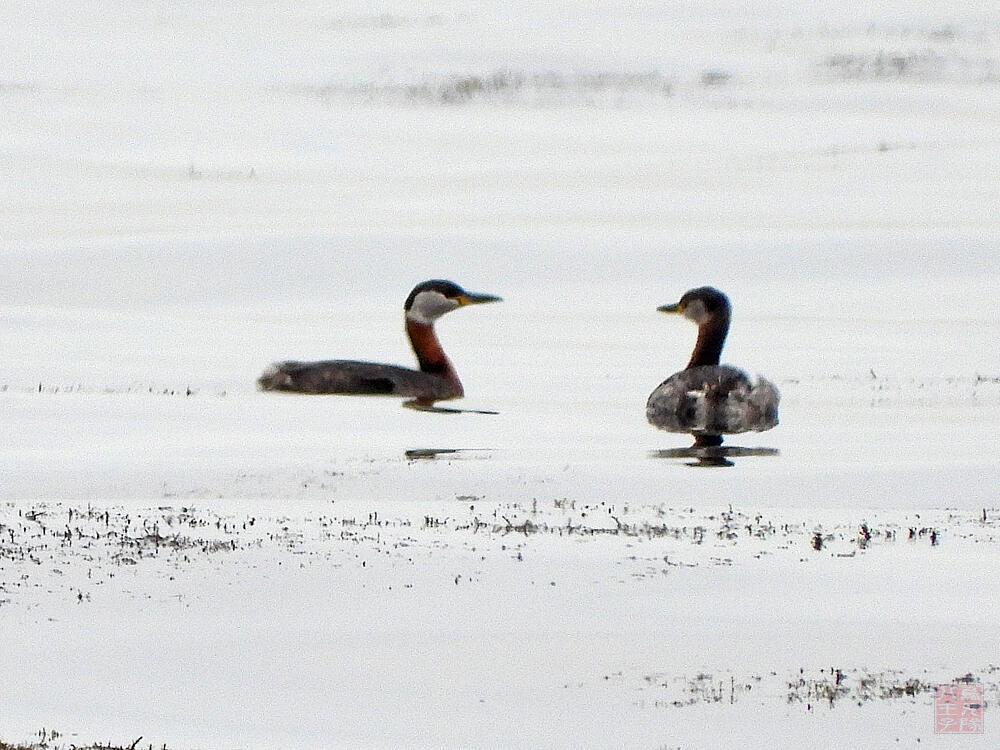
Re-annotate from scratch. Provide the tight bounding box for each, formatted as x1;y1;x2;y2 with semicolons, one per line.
1;232;996;510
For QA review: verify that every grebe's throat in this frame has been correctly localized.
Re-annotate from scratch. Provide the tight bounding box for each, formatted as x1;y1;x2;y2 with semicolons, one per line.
687;311;730;368
405;319;463;393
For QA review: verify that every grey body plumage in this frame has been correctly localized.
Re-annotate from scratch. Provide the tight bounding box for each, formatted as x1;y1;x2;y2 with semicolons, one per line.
257;359;461;400
646;365;779;438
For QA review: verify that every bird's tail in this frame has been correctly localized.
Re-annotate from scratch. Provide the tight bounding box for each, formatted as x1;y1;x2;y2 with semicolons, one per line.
256;362;290;391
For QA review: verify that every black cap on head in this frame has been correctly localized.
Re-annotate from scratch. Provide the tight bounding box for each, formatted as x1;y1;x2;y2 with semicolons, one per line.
658;286;731;315
404;280;467;311
404;279;501;310
679;286;730;313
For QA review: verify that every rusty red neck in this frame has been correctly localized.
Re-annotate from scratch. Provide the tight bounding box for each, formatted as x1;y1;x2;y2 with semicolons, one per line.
406;319;463;396
687;311;730;368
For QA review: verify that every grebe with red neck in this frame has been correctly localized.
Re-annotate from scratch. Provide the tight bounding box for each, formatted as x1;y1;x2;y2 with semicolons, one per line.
646;287;779;447
258;280;501;408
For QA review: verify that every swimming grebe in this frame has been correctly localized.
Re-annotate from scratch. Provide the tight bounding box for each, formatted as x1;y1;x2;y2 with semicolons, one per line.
257;279;501;406
646;287;779;447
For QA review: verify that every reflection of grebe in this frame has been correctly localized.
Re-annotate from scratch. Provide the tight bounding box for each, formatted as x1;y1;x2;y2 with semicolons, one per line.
258;280;501;406
646;287;779;447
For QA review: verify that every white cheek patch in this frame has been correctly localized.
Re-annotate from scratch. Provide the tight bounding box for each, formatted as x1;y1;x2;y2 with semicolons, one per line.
406;291;459;324
683;299;707;324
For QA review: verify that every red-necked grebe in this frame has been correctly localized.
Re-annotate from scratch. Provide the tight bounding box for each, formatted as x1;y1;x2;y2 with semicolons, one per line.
257;279;501;406
646;286;779;447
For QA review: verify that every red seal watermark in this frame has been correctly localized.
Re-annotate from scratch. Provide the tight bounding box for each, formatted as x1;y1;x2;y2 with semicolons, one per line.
934;683;984;734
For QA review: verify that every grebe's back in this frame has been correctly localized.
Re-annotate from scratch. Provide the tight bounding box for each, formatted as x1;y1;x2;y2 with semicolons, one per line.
257;359;463;400
646;364;779;438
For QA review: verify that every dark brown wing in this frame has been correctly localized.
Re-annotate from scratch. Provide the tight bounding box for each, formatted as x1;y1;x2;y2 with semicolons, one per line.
257;359;459;399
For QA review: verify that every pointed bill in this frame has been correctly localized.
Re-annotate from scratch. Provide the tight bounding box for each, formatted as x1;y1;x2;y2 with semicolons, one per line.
459;292;502;305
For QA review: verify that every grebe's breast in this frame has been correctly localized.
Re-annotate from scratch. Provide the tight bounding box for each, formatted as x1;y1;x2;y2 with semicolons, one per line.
646;364;779;435
257;359;462;400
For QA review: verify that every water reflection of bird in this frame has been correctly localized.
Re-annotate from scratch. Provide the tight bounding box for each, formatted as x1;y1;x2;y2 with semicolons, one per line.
258;279;501;406
646;286;779;447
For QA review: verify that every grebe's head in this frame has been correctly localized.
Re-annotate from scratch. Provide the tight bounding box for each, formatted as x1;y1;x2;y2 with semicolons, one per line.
657;286;731;326
404;279;502;324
